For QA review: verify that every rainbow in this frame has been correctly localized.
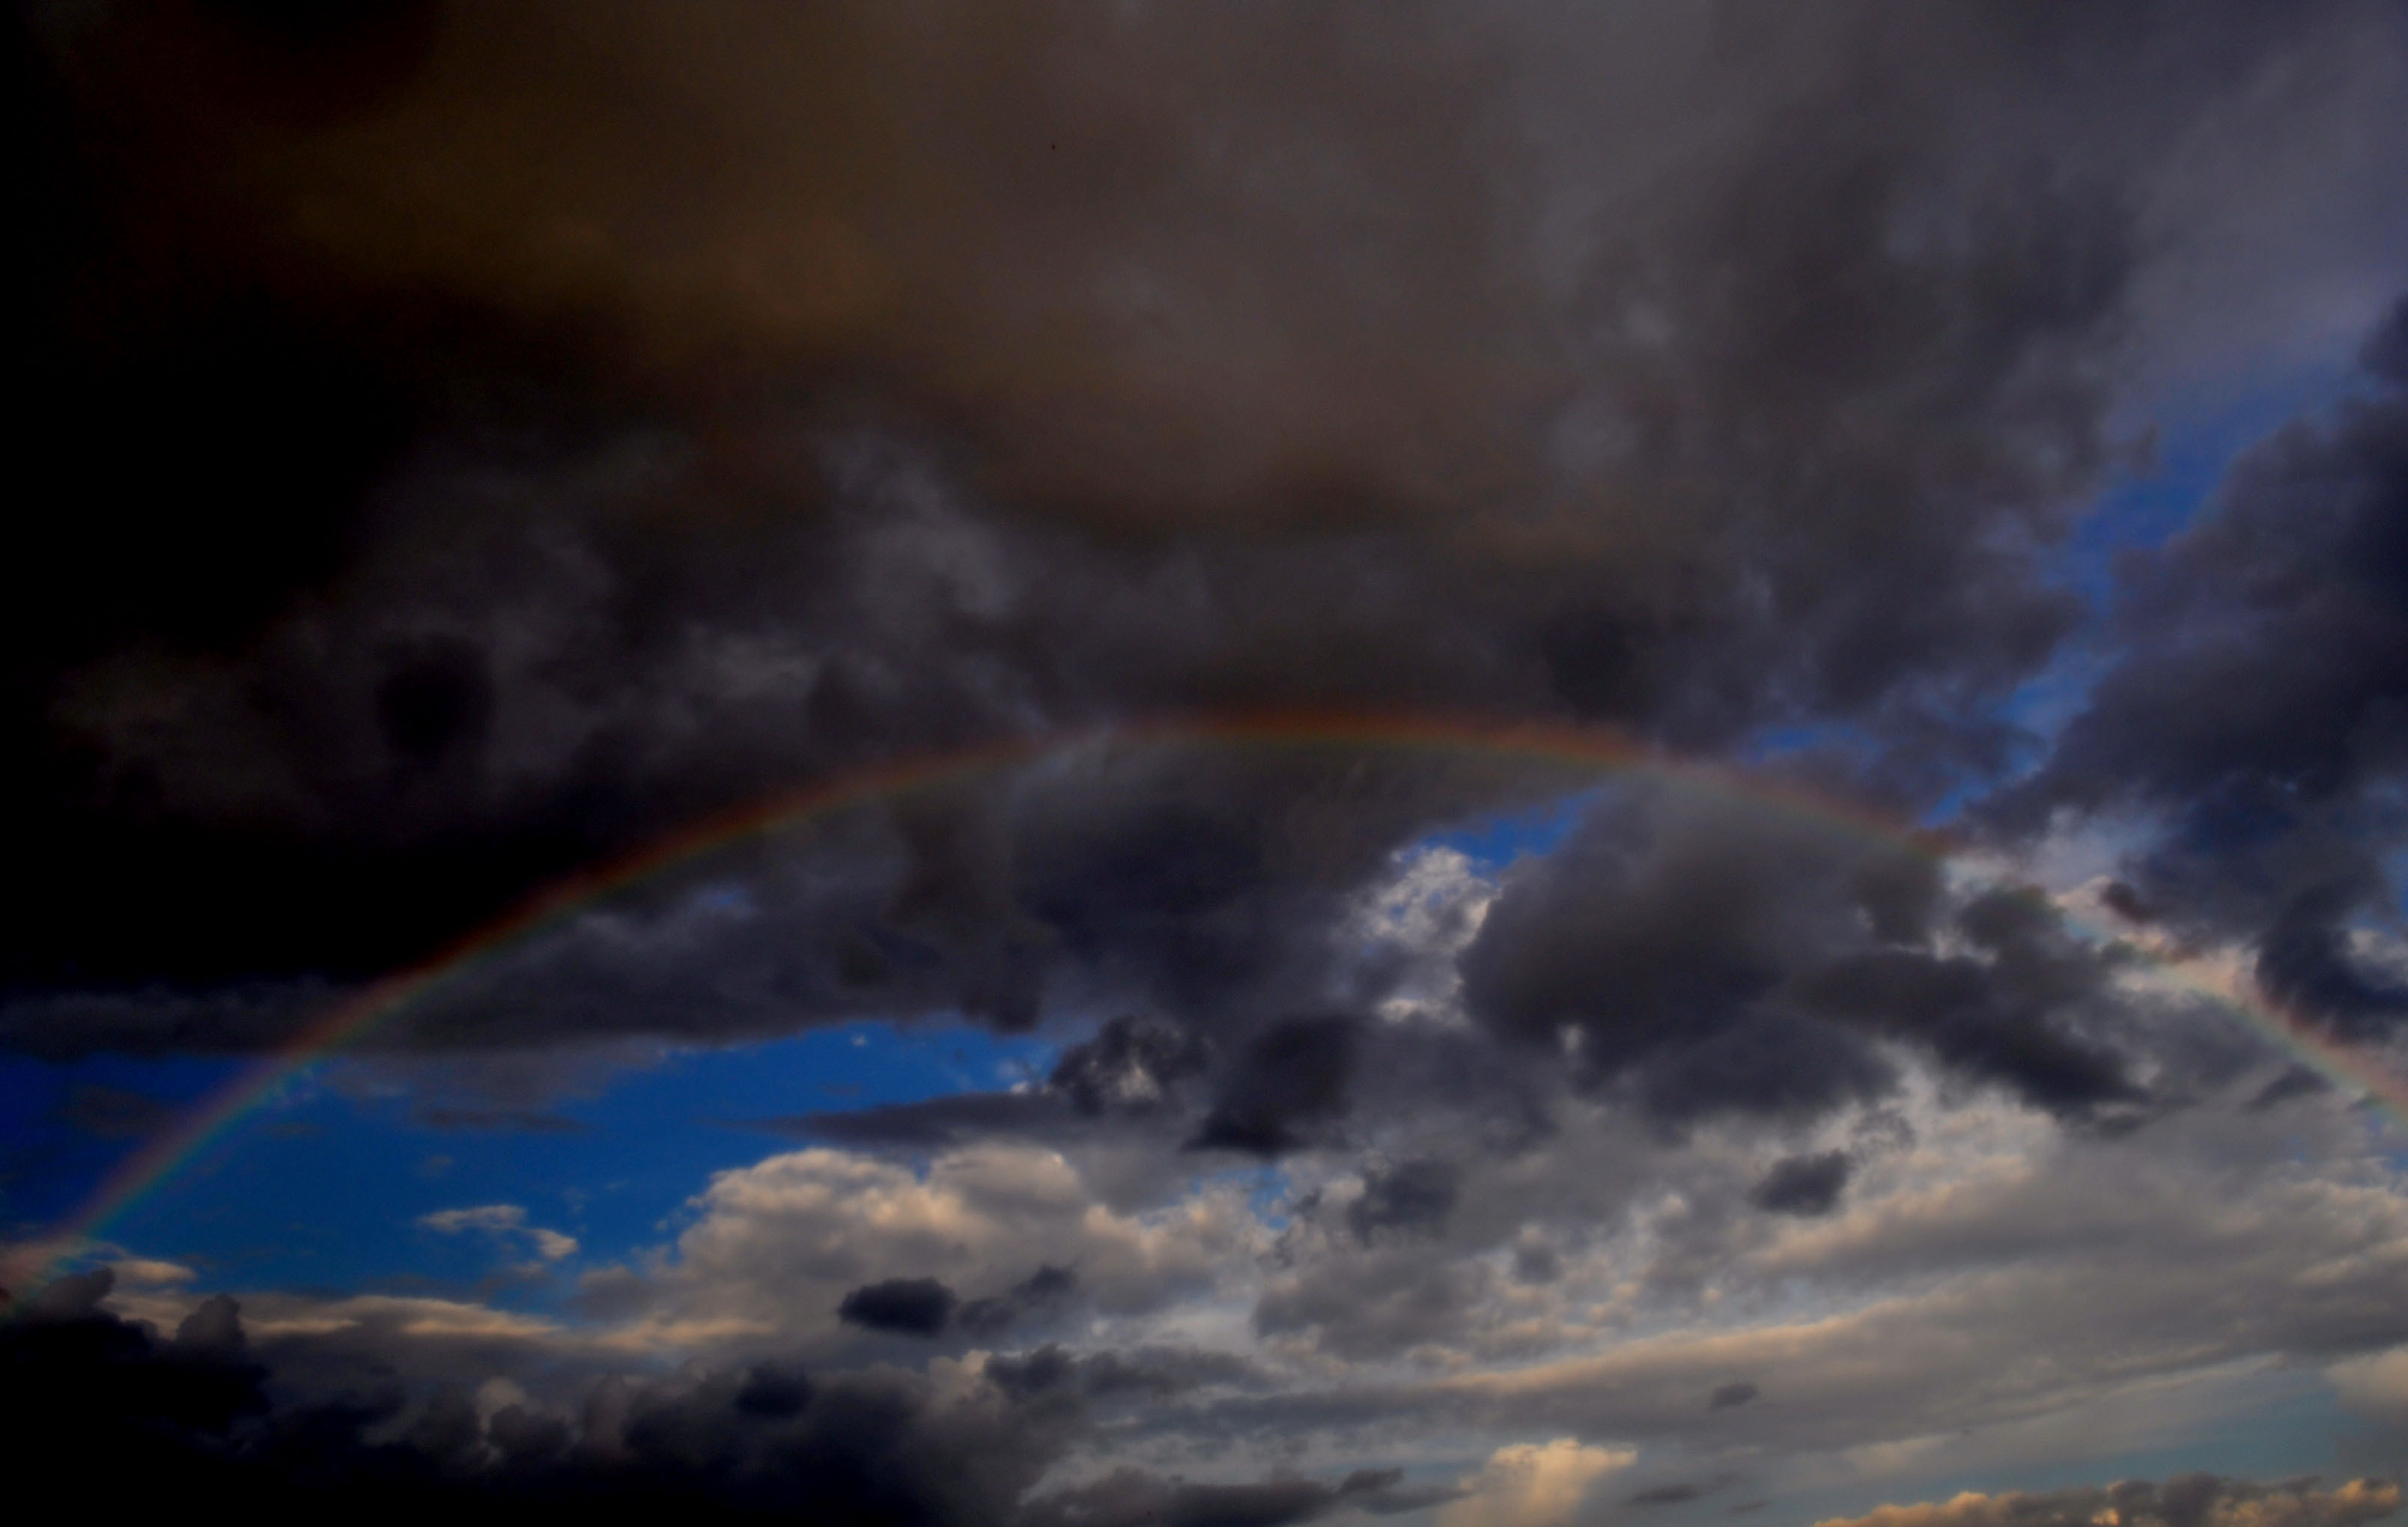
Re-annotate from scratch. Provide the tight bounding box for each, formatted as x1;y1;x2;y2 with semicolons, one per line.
7;710;2404;1299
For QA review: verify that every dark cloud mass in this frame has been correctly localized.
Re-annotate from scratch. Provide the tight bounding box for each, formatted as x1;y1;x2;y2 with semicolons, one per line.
10;0;2359;1026
839;1277;959;1337
1748;1151;1852;1216
9;0;2408;1518
1996;306;2408;1041
0;1284;1085;1525
1191;1016;1360;1156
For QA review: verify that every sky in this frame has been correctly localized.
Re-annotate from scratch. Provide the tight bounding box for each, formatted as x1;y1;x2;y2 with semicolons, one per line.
4;3;2408;1523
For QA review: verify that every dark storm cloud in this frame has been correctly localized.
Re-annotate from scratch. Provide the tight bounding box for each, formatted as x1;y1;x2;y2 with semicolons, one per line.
0;1281;1088;1525
0;1278;1368;1527
1786;889;2147;1117
1347;1159;1461;1243
1995;294;2408;1040
838;1277;958;1337
13;0;2389;1069
827;1268;1082;1347
958;1266;1079;1341
1189;1016;1360;1157
1748;1152;1852;1216
2249;1064;2332;1112
1459;783;2143;1124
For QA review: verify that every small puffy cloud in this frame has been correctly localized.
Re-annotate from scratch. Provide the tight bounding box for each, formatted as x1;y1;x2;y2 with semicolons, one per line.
1437;1439;1634;1527
419;1204;529;1234
527;1229;580;1261
839;1276;959;1336
418;1204;577;1261
109;1255;198;1287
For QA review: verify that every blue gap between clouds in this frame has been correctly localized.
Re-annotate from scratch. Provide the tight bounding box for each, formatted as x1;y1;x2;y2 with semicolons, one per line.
1;793;1604;1307
1;1021;1058;1307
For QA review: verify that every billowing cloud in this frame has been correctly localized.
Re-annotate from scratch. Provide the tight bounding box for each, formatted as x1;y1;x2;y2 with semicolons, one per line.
1992;299;2408;1042
13;0;2402;1061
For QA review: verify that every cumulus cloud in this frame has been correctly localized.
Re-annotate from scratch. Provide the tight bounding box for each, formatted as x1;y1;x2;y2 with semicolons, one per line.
0;1281;1071;1523
1436;1439;1633;1527
613;1143;1261;1353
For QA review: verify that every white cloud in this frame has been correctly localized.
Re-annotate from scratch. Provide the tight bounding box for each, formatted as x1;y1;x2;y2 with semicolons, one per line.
419;1204;577;1262
107;1255;197;1287
1337;844;1498;1026
1436;1439;1633;1527
529;1229;580;1261
420;1204;529;1234
625;1142;1268;1351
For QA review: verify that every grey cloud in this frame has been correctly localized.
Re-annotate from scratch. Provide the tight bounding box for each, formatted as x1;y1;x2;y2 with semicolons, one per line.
1053;1015;1213;1118
838;1276;959;1337
0;1282;1281;1527
1809;1475;2404;1527
1190;1016;1360;1157
983;1344;1268;1407
958;1266;1080;1341
1751;1152;1852;1217
1018;1463;1427;1527
733;1362;813;1420
1254;1252;1492;1364
1629;1482;1705;1505
2368;293;2408;385
1461;782;2141;1123
1348;1159;1461;1243
3;1280;1074;1522
15;0;2391;1067
1994;299;2408;1040
2249;1065;2332;1112
1708;1382;1760;1412
174;1294;249;1360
